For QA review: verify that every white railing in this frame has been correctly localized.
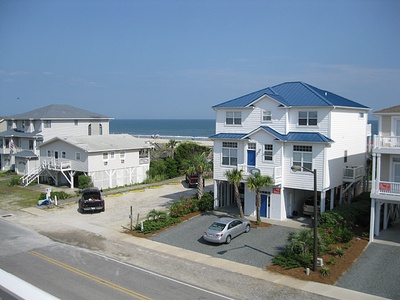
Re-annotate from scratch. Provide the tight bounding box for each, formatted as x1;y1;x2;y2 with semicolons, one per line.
21;165;45;186
373;136;400;149
237;164;282;183
374;181;400;197
343;166;364;182
41;158;72;170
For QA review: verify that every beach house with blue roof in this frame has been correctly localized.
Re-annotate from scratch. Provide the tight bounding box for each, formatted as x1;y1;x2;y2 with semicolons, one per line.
211;81;370;220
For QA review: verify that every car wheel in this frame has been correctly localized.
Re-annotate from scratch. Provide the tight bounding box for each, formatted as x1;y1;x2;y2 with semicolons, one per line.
245;224;250;233
225;235;232;244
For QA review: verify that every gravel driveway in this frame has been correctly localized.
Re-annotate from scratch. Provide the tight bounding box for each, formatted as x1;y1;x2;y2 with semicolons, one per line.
149;211;296;268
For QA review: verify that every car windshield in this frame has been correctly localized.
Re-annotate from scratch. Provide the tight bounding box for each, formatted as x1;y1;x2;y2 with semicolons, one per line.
208;222;227;231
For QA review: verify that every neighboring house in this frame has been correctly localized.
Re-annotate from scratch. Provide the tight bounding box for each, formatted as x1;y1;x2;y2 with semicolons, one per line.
211;81;370;221
35;134;152;189
369;105;400;242
0;104;153;189
0;104;111;174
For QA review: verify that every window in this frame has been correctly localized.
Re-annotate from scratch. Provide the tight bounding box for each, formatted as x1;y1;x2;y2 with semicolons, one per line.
99;124;103;135
264;144;273;161
29;140;34;150
298;111;317;126
88;124;92;135
226;111;241;125
293;145;313;170
103;152;108;160
139;149;148;158
262;110;272;122
222;142;238;166
44;120;51;128
110;151;115;159
120;151;125;159
344;150;348;163
47;150;51;157
62;151;66;159
74;120;78;125
248;143;256;150
76;152;81;161
359;112;364;119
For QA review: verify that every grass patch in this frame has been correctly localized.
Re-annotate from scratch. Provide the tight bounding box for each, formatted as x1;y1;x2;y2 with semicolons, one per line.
0;180;41;209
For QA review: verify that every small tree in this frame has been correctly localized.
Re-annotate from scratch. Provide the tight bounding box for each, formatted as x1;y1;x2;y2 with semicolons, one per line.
165;139;179;159
78;175;93;189
225;168;244;218
183;153;211;199
247;172;273;224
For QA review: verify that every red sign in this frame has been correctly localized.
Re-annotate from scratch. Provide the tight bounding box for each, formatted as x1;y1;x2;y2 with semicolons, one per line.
273;188;281;194
379;183;391;191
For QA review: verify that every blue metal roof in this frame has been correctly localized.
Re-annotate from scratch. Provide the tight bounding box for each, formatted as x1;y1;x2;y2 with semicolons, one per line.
259;126;333;143
213;81;369;109
209;133;248;140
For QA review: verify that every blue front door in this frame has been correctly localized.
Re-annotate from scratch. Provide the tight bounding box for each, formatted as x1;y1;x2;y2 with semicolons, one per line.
247;150;256;166
261;194;270;218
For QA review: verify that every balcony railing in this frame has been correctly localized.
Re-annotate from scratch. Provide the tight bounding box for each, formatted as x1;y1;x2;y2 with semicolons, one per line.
371;181;400;199
41;158;72;171
343;165;364;182
237;164;282;184
373;136;400;150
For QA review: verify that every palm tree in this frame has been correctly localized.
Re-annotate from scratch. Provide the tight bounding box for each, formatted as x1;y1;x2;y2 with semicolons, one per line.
166;139;178;159
225;168;244;218
247;172;274;224
184;152;211;199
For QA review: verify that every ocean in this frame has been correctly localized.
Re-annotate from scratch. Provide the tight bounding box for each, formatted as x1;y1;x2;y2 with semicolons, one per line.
110;119;378;139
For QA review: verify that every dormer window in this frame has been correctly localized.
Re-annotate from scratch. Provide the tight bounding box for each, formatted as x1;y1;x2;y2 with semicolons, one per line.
298;111;317;126
226;111;241;125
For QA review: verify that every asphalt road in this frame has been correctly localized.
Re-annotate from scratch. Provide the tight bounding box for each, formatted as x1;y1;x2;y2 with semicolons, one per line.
0;219;234;300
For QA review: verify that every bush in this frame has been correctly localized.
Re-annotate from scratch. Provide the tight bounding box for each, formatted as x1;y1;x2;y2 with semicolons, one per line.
135;217;181;234
198;191;214;212
320;266;330;276
169;195;199;218
7;176;21;186
78;175;93;189
38;191;73;200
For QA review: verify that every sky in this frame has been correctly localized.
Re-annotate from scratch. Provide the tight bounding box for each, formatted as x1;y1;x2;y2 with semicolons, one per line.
1;0;399;119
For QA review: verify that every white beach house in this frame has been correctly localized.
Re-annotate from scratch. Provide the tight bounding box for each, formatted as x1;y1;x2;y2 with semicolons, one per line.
370;105;400;241
0;104;152;189
211;81;370;221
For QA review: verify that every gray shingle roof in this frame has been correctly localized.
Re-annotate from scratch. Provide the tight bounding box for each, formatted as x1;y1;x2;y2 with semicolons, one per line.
7;104;111;120
374;105;400;114
39;134;152;152
213;81;369;109
0;128;43;138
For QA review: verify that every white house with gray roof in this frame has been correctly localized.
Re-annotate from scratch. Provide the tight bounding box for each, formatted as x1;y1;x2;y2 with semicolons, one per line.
211;81;370;221
0;104;152;189
36;134;151;189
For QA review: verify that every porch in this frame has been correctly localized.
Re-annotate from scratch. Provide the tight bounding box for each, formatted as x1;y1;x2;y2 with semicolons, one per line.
237;164;282;185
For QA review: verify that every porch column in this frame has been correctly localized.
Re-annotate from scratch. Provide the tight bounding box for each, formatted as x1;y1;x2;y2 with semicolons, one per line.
213;180;219;209
383;202;388;230
375;200;381;237
376;153;382;192
371;152;377;193
369;198;375;243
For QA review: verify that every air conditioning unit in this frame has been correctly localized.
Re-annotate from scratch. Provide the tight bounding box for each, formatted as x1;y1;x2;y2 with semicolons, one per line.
317;258;324;267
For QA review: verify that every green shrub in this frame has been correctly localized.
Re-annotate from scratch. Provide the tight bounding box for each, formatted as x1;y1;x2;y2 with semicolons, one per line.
335;246;344;257
78;175;93;189
169;195;199;217
320;266;330;276
328;258;336;265
135;217;181;234
147;209;168;221
7;176;21;186
38;191;73;200
198;191;214;212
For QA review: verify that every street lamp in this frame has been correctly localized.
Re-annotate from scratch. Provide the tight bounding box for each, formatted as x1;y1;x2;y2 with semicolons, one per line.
291;165;318;272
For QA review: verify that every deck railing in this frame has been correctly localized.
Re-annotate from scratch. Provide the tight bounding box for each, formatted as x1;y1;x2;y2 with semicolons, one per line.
343;165;364;182
373;136;400;149
237;164;282;184
372;181;400;199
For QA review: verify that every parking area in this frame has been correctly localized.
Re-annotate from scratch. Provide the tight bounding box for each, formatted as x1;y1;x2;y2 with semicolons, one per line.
149;210;297;269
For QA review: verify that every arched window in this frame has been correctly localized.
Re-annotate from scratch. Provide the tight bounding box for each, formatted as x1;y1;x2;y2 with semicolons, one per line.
99;124;103;135
88;124;92;135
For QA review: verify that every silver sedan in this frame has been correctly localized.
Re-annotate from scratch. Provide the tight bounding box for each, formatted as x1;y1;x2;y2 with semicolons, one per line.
202;217;251;244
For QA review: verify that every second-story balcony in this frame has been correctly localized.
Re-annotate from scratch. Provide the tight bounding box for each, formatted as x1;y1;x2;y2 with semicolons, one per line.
373;136;400;154
237;164;282;185
343;165;364;183
371;180;400;203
